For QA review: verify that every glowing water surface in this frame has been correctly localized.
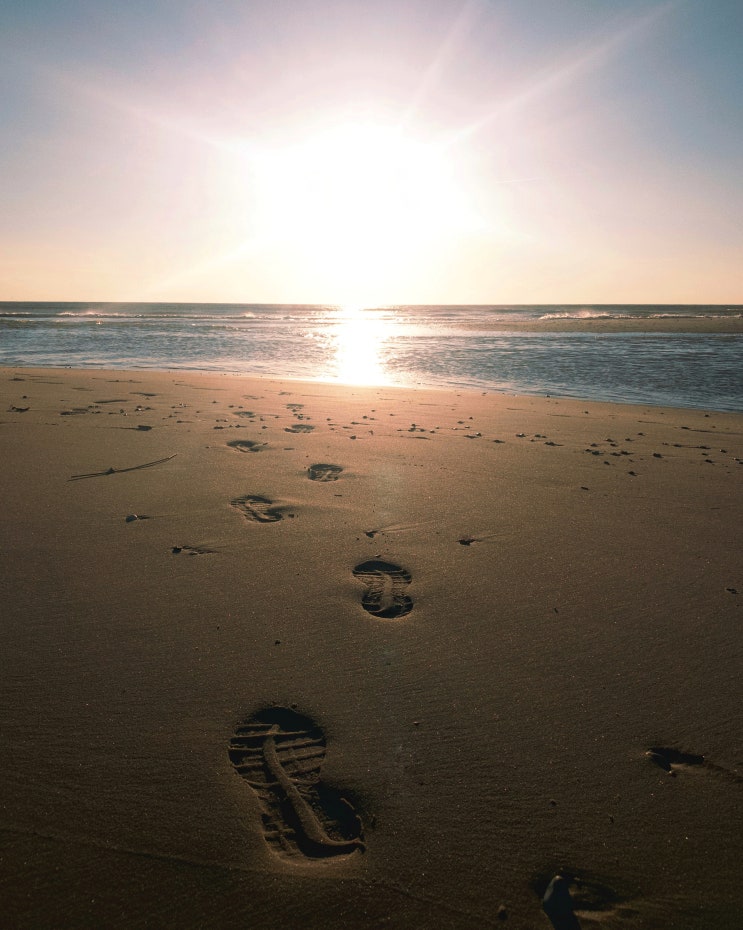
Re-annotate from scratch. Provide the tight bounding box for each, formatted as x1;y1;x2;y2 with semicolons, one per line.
1;302;742;411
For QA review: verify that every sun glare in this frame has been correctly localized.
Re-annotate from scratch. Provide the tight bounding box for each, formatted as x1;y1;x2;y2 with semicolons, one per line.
251;121;477;303
330;305;390;386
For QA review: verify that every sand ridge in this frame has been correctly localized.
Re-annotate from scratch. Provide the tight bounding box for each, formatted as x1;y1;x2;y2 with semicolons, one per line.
1;367;742;929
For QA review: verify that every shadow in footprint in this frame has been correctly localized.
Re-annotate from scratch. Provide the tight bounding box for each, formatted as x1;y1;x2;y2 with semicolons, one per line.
228;707;364;860
227;439;266;453
542;875;581;930
284;423;315;433
646;746;705;775
646;745;742;782
308;463;343;482
231;495;285;523
352;560;413;619
534;872;633;930
285;423;315;434
172;544;217;555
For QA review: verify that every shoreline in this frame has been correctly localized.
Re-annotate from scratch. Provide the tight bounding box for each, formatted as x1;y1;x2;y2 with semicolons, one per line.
5;362;742;426
4;362;742;415
2;366;742;928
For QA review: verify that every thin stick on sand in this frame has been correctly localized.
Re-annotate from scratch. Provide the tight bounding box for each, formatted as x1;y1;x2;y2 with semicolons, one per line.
69;454;177;481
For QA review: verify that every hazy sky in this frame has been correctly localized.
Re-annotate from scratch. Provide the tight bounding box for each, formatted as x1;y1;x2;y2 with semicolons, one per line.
1;0;741;304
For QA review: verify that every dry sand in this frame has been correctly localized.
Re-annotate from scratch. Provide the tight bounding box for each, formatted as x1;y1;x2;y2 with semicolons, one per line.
1;367;742;929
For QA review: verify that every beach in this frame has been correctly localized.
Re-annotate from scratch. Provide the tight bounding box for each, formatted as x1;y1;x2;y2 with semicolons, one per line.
2;366;742;929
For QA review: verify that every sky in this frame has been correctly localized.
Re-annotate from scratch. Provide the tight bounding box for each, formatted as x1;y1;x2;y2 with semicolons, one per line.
1;0;741;305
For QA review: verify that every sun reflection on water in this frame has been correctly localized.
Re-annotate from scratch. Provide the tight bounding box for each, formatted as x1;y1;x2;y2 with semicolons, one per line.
331;305;393;386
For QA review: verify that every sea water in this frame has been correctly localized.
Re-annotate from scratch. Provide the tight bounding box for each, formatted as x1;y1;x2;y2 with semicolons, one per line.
1;303;741;412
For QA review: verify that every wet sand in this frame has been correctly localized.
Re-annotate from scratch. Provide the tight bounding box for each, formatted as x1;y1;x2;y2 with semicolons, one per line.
2;367;742;929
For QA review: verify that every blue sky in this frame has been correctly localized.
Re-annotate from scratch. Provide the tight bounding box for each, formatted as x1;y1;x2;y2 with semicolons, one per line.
1;0;741;303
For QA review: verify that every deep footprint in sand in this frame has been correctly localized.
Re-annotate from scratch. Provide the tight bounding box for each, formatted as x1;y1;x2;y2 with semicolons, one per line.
646;746;743;782
285;423;315;434
227;439;266;453
231;495;285;523
228;707;364;860
352;560;413;619
308;463;343;482
537;873;635;929
171;544;217;555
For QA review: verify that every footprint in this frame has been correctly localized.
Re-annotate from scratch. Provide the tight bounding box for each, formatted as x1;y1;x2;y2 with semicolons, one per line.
227;439;266;453
231;495;285;523
308;463;343;482
352;560;413;619
646;746;743;782
228;707;364;860
535;872;634;929
285;423;315;434
646;746;704;775
171;544;217;555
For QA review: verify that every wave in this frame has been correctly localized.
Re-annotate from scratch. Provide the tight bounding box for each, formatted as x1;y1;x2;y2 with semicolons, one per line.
539;309;632;320
539;308;743;321
58;310;131;318
3;303;742;327
649;312;742;320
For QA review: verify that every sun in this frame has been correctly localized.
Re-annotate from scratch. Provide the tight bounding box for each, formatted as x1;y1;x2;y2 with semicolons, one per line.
250;121;478;303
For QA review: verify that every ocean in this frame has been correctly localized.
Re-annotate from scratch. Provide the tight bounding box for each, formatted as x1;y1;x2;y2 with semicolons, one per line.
1;302;742;412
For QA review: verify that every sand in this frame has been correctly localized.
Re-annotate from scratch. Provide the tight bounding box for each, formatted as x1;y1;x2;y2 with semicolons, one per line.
1;367;742;930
